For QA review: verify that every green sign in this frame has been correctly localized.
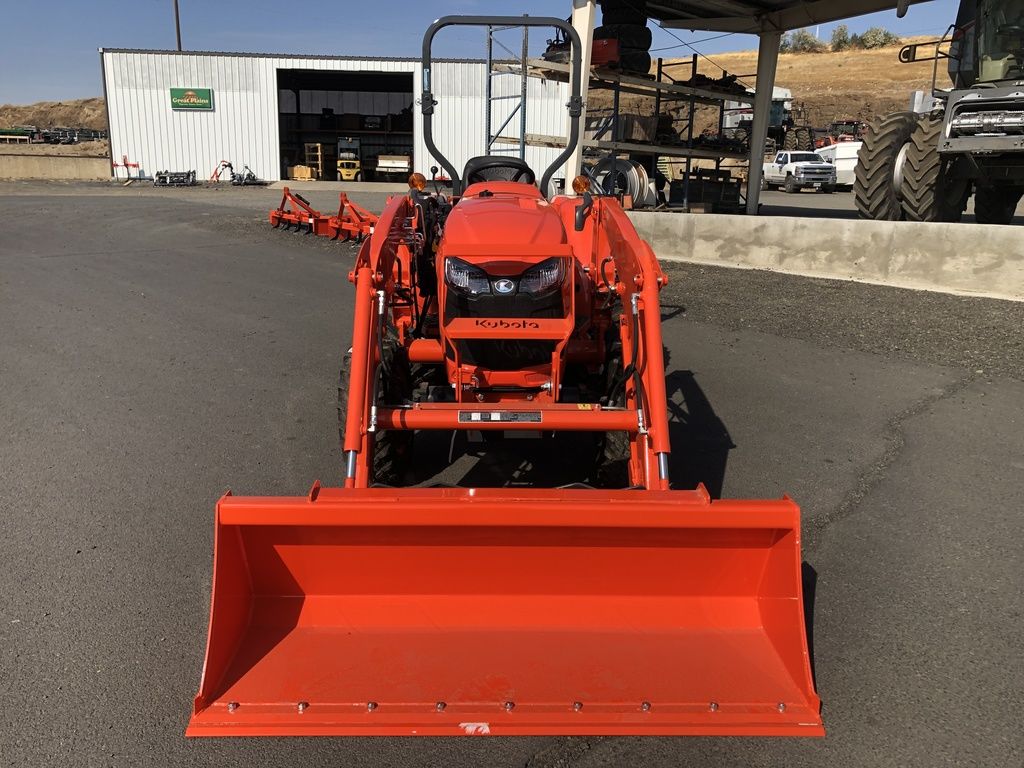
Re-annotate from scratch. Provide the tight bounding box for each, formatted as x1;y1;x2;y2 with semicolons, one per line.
170;87;214;111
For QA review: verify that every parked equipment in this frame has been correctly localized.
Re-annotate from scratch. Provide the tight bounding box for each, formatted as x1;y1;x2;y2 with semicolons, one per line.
268;187;321;233
189;15;822;739
230;164;265;186
855;0;1024;223
269;187;378;240
324;193;377;241
816;141;863;189
154;170;197;186
723;89;814;152
815;119;866;148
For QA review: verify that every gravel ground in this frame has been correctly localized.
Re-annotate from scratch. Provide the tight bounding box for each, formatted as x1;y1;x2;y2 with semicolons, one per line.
659;263;1024;380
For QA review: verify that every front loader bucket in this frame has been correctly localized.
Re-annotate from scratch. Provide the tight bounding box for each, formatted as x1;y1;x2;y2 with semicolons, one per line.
188;485;822;737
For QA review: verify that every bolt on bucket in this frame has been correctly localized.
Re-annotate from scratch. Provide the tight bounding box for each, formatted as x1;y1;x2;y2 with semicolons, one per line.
187;485;823;737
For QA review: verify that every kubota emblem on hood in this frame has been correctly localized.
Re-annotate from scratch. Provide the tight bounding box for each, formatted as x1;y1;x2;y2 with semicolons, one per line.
493;278;515;294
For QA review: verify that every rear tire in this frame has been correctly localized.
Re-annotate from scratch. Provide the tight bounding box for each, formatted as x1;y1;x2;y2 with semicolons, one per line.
795;126;813;151
899;112;969;223
782;129;799;151
974;186;1023;225
854;111;918;221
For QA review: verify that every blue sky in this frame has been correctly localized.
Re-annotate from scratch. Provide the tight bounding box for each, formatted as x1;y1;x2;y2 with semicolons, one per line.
0;0;958;104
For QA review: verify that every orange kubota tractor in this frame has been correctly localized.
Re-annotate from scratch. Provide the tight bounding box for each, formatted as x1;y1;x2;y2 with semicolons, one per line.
187;15;823;738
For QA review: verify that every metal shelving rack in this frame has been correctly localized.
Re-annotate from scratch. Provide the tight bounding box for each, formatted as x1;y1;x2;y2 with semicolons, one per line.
484;24;529;159
491;53;754;206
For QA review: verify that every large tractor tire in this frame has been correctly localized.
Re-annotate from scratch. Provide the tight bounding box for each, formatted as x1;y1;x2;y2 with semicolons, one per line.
974;186;1024;225
899;112;969;223
854;111;918;220
337;336;413;486
601;0;647;25
595;24;652;50
795;126;814;151
782;129;799;151
617;49;652;73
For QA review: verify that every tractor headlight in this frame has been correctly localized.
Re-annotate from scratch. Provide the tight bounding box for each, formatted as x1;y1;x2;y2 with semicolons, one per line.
519;257;565;295
445;257;491;295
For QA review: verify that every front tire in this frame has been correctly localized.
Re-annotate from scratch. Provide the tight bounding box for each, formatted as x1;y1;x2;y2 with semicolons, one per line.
784;175;799;194
337;337;414;486
899;112;969;223
854;111;918;220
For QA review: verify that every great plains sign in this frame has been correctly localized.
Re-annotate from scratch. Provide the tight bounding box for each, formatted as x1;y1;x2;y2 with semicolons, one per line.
170;88;214;111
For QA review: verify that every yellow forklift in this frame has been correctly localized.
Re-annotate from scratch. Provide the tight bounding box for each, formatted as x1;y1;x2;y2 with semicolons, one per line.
337;137;363;182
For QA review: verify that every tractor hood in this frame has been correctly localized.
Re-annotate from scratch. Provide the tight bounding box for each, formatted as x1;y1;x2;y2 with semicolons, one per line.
444;186;567;248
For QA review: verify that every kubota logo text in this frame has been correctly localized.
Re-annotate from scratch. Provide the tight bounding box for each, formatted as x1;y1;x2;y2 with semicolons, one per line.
474;319;540;330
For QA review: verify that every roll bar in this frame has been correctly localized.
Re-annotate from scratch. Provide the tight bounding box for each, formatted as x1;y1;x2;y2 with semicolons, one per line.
421;15;584;196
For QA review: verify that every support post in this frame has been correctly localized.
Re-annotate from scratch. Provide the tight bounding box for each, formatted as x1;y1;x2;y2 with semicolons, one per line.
485;26;493;151
745;30;782;215
565;0;596;192
520;25;528;160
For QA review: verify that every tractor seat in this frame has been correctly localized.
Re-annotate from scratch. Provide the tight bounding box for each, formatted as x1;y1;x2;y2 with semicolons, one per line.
462;155;536;186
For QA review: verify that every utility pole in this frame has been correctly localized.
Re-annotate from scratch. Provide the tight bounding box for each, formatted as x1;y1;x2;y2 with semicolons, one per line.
173;0;182;51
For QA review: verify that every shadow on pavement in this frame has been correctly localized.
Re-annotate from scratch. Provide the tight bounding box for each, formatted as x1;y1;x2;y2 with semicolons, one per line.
665;369;734;498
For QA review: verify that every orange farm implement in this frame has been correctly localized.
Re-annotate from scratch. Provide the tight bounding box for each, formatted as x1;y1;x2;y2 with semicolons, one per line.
269;187;377;240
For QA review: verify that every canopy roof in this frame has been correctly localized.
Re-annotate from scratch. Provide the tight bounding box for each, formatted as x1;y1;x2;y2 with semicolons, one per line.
648;0;933;33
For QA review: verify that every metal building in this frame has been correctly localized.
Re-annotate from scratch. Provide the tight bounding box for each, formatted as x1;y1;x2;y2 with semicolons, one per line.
99;49;570;182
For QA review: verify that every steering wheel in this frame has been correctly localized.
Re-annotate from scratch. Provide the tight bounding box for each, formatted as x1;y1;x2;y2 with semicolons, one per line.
464;157;536;186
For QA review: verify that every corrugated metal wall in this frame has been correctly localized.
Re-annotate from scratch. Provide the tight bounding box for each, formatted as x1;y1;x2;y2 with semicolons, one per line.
102;50;568;183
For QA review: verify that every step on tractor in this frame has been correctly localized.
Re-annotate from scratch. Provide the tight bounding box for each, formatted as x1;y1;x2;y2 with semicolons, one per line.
855;0;1024;224
187;15;822;738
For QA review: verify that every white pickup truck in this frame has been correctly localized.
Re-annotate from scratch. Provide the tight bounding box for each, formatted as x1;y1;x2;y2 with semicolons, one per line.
762;151;837;193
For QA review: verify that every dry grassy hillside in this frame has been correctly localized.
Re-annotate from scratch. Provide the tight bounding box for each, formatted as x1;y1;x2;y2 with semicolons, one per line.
0;40;942;153
683;36;941;125
0;97;106;130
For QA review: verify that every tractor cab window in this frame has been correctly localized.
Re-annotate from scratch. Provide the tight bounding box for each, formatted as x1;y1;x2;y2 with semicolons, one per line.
977;0;1024;82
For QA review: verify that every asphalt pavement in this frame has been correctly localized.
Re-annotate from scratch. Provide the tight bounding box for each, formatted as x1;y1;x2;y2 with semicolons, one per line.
1;182;1021;767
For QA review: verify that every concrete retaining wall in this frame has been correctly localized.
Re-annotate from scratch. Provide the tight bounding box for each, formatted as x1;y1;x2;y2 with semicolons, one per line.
628;211;1024;302
0;154;110;181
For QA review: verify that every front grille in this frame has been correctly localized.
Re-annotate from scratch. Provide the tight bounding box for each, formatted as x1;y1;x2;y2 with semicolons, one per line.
950;110;1024;136
796;170;834;182
444;290;563;370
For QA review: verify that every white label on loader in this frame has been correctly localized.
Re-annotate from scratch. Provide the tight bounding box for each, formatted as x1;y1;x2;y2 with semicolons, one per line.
459;722;491;735
458;411;542;424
